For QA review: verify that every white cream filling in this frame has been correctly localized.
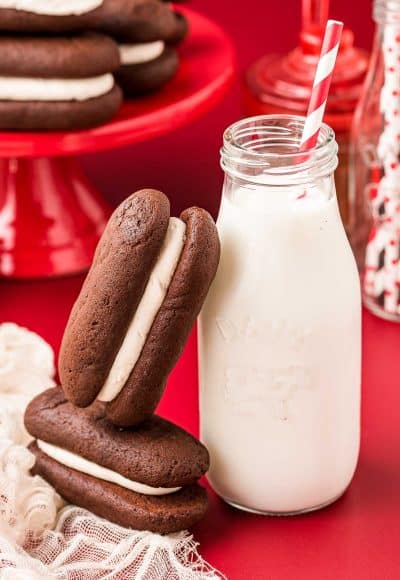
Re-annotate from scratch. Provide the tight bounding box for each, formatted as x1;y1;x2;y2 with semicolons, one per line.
97;217;186;403
0;0;103;15
0;73;114;102
119;41;165;66
37;440;181;496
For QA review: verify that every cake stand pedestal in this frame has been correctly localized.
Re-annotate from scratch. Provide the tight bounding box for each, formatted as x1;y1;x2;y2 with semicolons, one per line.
0;8;234;278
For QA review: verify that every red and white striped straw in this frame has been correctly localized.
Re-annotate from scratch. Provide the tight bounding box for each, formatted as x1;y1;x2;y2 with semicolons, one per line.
299;19;343;151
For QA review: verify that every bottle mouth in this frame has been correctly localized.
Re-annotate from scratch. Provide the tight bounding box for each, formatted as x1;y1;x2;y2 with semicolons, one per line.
374;0;400;24
221;115;338;185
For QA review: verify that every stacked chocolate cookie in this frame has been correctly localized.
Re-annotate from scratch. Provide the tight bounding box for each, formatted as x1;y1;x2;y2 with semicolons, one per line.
25;189;220;533
0;0;188;130
0;2;122;130
0;32;122;130
113;2;188;97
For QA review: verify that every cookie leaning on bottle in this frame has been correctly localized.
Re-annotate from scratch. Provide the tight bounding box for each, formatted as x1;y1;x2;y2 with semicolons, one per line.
59;189;220;427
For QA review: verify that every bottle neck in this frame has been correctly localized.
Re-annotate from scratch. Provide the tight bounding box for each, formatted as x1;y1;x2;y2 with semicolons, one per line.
221;115;338;188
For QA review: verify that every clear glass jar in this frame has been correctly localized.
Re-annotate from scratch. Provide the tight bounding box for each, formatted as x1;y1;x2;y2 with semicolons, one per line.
198;115;361;515
350;0;400;321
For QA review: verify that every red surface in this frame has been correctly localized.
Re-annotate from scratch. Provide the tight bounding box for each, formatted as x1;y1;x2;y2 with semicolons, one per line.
1;278;400;579
1;2;393;580
0;8;234;278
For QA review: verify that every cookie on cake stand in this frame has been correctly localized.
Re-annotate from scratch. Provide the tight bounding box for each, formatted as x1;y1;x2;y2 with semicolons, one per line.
0;8;234;278
0;33;122;130
109;1;188;97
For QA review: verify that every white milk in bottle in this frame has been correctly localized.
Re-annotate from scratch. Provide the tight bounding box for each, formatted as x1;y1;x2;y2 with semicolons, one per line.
198;115;361;514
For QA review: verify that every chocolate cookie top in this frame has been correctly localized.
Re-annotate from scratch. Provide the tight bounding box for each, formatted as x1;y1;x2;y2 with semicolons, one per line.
59;189;170;408
0;0;104;32
0;9;90;33
25;387;210;488
0;33;120;78
0;0;177;41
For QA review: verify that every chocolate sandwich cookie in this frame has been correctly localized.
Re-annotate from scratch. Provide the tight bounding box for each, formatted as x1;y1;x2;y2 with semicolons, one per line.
0;0;176;38
112;3;187;97
0;33;122;130
116;44;178;96
25;388;209;533
59;189;220;427
114;6;187;96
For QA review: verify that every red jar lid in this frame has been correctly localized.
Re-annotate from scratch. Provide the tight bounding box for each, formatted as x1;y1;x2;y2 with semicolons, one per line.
245;24;369;132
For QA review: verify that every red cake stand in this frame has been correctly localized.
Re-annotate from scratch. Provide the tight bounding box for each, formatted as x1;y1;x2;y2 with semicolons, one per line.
0;8;235;278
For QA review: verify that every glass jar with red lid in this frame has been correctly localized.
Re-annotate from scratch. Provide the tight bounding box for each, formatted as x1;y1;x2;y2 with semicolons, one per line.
243;0;369;232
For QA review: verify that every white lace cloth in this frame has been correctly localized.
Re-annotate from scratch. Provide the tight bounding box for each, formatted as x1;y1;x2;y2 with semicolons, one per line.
0;323;223;580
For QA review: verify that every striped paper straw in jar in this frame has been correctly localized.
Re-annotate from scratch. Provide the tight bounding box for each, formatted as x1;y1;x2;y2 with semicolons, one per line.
300;19;343;152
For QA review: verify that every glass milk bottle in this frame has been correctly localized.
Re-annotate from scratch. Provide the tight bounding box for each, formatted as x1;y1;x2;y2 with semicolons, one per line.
199;115;361;515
